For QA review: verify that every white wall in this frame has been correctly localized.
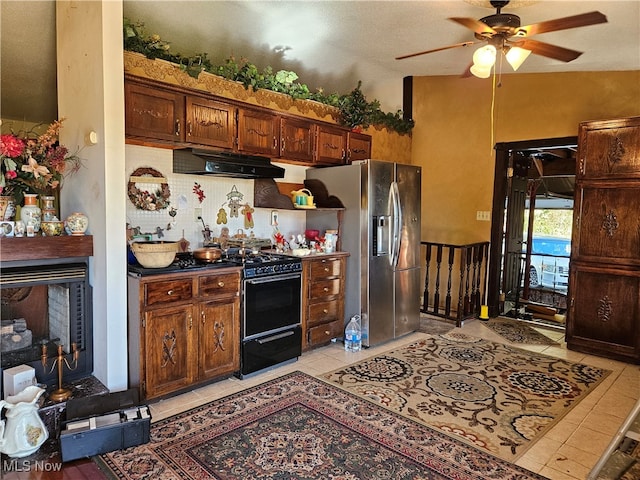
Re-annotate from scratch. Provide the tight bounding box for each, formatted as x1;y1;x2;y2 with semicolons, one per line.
57;0;128;391
125;145;308;248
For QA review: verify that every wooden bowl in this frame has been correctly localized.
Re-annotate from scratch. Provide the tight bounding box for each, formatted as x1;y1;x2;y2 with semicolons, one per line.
130;241;178;268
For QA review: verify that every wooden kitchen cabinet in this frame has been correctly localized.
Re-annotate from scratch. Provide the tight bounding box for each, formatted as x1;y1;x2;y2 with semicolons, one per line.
127;267;242;400
348;131;372;162
316;124;347;165
567;116;640;364
125;80;185;142
280;117;314;163
237;107;279;156
124;74;372;166
301;253;348;351
185;96;235;149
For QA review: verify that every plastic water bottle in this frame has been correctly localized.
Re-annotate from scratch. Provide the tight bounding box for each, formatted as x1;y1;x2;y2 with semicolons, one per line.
344;315;362;352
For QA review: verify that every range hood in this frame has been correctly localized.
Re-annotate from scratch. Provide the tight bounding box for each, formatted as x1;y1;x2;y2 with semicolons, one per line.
173;148;285;179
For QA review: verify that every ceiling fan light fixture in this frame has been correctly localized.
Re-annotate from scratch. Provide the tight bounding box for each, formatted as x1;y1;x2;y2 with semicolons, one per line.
470;63;493;78
505;46;532;70
472;44;498;67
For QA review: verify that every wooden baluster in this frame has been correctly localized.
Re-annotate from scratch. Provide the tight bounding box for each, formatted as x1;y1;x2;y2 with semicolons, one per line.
470;244;480;315
422;243;432;312
433;245;443;315
445;246;455;318
457;248;466;327
463;246;472;315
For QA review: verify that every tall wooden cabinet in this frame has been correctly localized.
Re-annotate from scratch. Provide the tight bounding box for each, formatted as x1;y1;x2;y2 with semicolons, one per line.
567;116;640;364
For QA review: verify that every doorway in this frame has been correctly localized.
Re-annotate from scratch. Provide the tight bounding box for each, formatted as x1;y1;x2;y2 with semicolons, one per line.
487;137;577;327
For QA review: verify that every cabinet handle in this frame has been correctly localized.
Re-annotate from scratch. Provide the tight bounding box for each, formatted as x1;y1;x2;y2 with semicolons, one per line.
188;313;193;330
167;289;174;296
325;330;330;336
323;287;329;292
175;119;181;136
201;310;206;324
324;267;330;272
188;121;192;136
341;148;346;160
218;281;225;288
323;309;328;314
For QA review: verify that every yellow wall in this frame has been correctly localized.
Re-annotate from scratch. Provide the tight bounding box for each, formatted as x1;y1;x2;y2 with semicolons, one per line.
412;70;640;245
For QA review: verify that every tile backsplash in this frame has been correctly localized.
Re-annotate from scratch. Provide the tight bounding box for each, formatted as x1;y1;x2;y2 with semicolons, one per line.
125;144;307;249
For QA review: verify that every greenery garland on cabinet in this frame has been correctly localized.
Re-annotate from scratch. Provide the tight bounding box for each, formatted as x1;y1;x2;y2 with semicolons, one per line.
123;18;414;135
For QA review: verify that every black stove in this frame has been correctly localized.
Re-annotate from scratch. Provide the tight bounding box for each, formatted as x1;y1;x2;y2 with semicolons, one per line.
226;251;302;278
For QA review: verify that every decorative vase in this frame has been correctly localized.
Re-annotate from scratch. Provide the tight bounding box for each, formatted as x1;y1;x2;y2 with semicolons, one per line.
20;194;42;233
0;196;16;221
41;195;57;221
65;212;89;236
0;386;49;458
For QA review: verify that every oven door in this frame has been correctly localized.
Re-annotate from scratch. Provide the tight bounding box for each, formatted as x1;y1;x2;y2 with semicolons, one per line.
243;273;302;339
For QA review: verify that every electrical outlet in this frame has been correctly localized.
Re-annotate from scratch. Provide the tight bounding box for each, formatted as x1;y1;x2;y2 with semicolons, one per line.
194;207;202;222
476;211;491;221
271;210;279;226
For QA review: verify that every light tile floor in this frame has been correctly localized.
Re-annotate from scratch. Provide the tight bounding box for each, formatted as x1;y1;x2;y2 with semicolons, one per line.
147;319;640;480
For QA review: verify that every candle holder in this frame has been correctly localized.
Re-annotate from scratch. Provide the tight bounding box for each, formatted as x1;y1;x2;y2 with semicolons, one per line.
41;343;79;402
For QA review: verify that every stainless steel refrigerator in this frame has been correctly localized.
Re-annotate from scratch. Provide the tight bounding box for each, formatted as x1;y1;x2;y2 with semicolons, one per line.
307;160;422;347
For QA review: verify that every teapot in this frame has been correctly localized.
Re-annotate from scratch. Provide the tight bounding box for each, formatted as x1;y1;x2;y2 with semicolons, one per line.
0;386;49;458
290;188;312;205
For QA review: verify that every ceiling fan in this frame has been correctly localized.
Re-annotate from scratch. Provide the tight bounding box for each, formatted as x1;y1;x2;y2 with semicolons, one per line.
396;0;607;78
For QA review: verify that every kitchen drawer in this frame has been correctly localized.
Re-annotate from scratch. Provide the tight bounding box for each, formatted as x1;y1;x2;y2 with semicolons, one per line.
309;279;342;298
198;272;240;299
308;318;343;347
309;258;342;279
144;279;192;306
308;300;339;328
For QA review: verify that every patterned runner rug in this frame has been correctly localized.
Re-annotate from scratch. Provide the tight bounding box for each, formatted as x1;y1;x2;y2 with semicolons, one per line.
483;317;559;345
97;371;545;479
323;332;610;462
418;313;457;335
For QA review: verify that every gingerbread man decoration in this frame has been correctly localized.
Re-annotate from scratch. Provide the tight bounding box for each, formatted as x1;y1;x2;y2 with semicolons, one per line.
216;208;228;225
241;204;255;229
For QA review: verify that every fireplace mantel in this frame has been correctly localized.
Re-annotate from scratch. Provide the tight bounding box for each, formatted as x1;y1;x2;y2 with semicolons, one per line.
0;235;93;264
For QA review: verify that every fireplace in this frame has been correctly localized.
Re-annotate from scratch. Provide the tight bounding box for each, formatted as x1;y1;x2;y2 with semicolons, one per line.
0;236;93;390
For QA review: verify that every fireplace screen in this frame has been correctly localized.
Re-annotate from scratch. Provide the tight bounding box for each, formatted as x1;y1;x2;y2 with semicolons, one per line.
0;262;93;386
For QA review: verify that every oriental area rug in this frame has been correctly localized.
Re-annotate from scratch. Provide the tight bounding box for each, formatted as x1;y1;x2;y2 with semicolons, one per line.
97;371;545;480
483;317;560;345
323;332;610;462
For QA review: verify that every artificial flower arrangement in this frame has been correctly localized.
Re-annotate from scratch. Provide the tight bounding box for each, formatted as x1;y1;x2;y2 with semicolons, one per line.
0;119;81;205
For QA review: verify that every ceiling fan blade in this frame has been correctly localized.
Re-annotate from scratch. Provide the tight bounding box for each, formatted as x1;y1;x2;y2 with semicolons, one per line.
449;17;496;35
518;11;607;36
395;41;476;60
513;39;583;62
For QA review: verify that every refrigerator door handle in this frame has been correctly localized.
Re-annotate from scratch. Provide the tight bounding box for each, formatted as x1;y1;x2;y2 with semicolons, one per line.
390;181;402;267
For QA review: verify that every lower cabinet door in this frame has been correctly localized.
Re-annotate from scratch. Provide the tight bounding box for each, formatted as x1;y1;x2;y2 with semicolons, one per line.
144;306;196;399
199;299;240;379
567;263;640;363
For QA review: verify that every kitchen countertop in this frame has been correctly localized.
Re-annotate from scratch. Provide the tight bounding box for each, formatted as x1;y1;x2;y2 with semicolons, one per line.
268;250;350;259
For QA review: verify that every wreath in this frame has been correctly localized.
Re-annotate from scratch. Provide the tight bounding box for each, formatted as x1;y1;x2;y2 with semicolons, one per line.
128;167;171;211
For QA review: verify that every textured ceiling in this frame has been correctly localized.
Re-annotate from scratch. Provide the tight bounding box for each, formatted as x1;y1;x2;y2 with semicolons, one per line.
2;1;639;125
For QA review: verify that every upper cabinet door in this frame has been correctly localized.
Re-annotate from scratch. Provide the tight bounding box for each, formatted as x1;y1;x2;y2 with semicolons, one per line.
280;117;314;162
348;131;372;163
577;117;640;180
237;108;279;156
125;82;185;142
185;96;235;149
316;124;347;165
